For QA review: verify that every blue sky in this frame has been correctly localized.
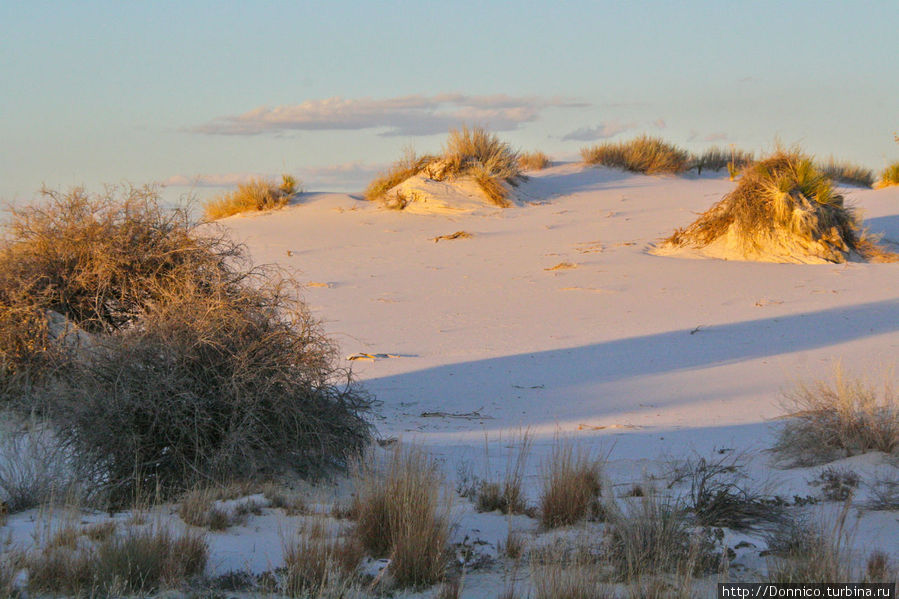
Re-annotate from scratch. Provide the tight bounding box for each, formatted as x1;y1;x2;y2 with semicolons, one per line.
1;1;897;202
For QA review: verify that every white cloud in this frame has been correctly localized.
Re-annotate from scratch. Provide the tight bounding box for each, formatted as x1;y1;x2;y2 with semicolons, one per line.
561;121;636;142
190;94;587;136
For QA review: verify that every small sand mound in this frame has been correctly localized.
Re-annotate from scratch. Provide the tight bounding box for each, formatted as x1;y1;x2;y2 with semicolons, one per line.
653;150;893;264
366;126;525;214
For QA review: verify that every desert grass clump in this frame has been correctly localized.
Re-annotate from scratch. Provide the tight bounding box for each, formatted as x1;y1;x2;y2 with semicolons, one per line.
518;151;552;171
26;523;207;595
529;538;612;599
365;126;523;209
351;445;450;588
764;506;854;583
818;157;875;188
476;430;532;515
0;549;23;598
283;518;364;597
203;174;300;220
772;365;899;467
603;495;721;582
538;438;604;528
812;466;860;501
877;162;899;188
662;149;888;263
581;135;690;175
689;146;755;175
0;186;371;505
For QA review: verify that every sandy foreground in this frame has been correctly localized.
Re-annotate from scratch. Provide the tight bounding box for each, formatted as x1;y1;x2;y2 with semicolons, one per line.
5;163;899;594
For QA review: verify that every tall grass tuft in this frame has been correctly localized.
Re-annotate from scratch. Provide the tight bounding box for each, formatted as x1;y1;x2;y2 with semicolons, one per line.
283;517;364;597
689;146;755;175
818;158;875;188
351;445;450;588
203;175;300;220
764;505;854;583
529;538;611;599
772;365;899;467
538;438;603;528
518;151;552;171
662;148;892;263
581;136;690;175
476;429;532;515
365;126;522;209
877;162;899;188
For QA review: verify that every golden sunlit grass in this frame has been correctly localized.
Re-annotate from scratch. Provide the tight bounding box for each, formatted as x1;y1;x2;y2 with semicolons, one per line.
518;151;552;171
877;162;899;188
663;148;895;263
818;157;875;188
581;136;690;175
538;438;603;529
365;126;523;209
203;174;300;220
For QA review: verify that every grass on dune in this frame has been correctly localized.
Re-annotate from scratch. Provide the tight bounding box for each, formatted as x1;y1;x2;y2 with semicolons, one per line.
203;174;300;220
818;157;875;188
663;148;895;263
518;151;552;171
365;126;523;209
581;135;690;175
689;146;755;176
877;162;899;188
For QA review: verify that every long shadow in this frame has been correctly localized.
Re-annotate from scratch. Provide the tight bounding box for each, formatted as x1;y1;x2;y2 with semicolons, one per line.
364;299;899;420
522;166;635;198
865;214;899;240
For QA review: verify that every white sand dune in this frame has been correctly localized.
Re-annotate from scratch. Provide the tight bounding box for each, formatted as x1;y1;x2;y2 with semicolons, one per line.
4;164;899;590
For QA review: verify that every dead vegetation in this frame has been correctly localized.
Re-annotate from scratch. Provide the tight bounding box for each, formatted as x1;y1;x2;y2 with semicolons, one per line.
203;174;300;220
475;429;532;515
538;438;604;528
0;186;371;506
282;517;364;597
581;136;690;175
365;126;524;209
662;148;894;263
773;365;899;466
432;231;473;243
351;444;450;588
763;504;857;583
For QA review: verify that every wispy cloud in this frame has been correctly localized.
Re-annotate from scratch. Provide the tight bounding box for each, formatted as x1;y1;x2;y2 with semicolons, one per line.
561;120;636;142
652;118;667;129
189;94;587;136
162;161;385;191
703;132;729;142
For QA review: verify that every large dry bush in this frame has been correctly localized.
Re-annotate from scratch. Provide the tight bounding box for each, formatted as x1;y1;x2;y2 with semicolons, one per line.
351;445;450;588
772;365;899;467
0;186;371;504
204;174;300;220
663;149;891;263
365;126;523;209
581;136;690;175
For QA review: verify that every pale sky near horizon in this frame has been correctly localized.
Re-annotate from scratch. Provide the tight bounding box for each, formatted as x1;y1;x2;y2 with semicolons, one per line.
1;0;897;203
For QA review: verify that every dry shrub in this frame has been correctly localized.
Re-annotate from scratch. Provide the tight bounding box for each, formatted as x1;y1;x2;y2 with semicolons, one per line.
0;550;23;599
365;126;523;209
27;523;207;595
603;495;721;582
518;151;552;171
764;505;854;583
538;438;603;528
867;469;899;510
351;445;450;588
878;162;899;188
674;452;785;531
581;136;689;175
283;518;363;597
689;146;755;175
812;466;860;501
178;488;232;530
0;186;371;505
476;429;532;515
204;174;300;220
773;365;899;467
0;419;83;512
664;149;891;263
818;157;875;188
